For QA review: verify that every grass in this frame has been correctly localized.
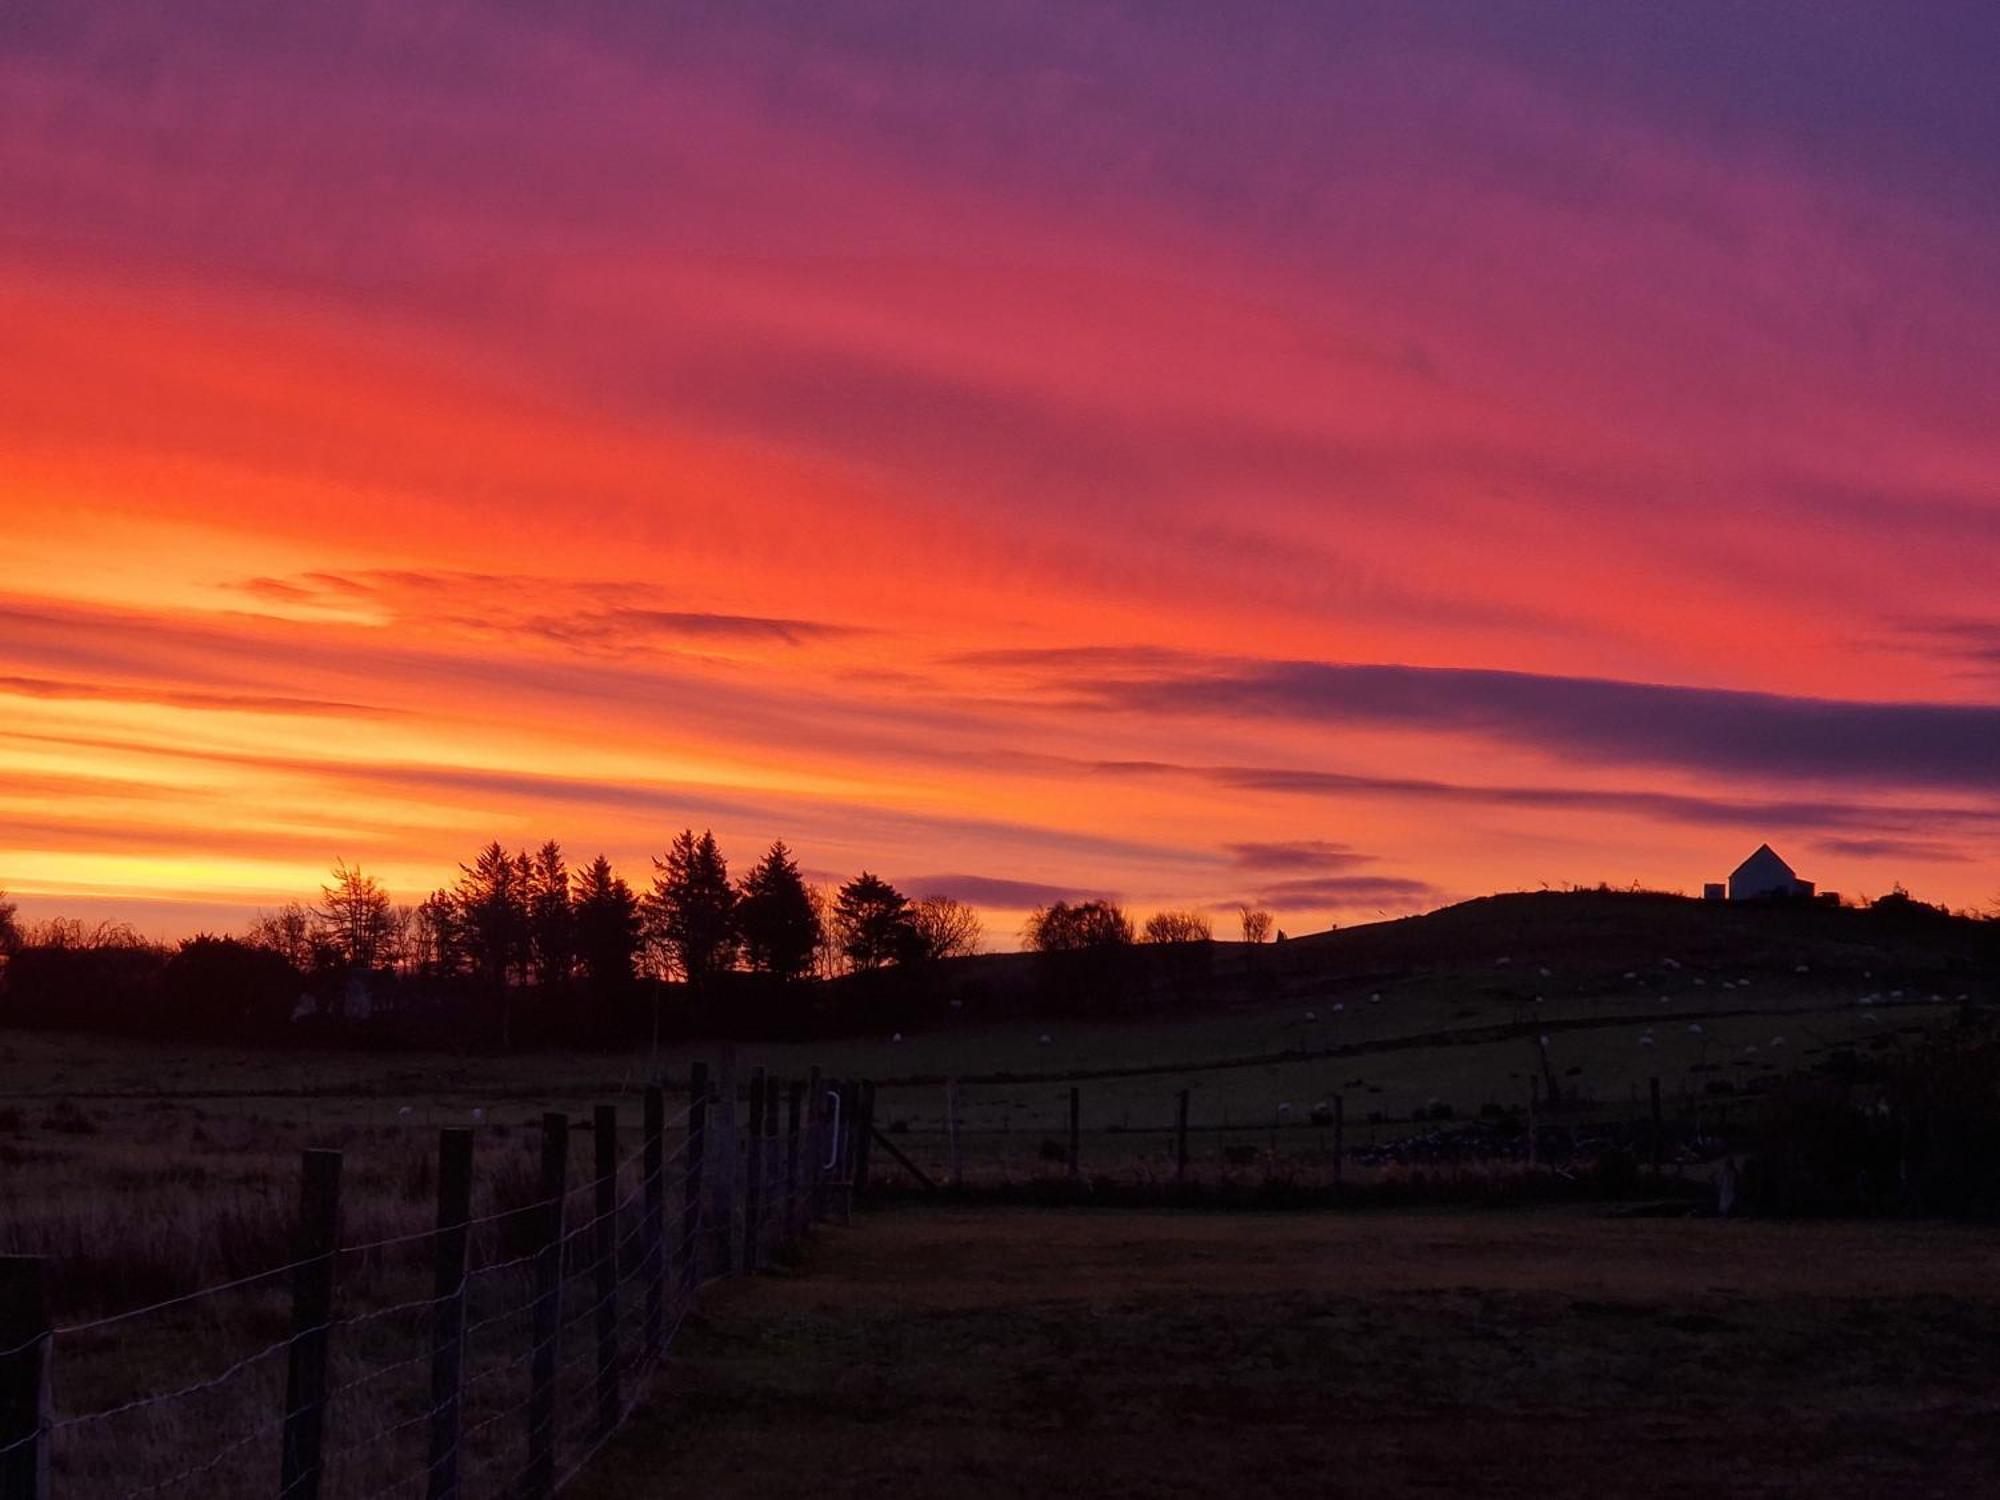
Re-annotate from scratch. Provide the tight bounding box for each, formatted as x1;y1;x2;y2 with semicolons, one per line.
573;1204;2000;1499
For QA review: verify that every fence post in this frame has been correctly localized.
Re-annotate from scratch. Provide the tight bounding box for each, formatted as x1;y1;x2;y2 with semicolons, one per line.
1067;1087;1081;1180
592;1104;620;1439
1333;1095;1345;1196
784;1080;803;1245
681;1064;708;1295
853;1082;876;1200
0;1257;50;1500
642;1086;665;1360
744;1069;767;1272
1174;1090;1190;1185
426;1129;474;1500
764;1080;780;1246
1649;1076;1664;1176
712;1049;738;1280
280;1149;342;1500
836;1081;855;1225
805;1068;823;1221
525;1112;568;1499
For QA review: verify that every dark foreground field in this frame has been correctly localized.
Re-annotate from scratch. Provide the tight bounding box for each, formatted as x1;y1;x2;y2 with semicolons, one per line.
577;1206;2000;1499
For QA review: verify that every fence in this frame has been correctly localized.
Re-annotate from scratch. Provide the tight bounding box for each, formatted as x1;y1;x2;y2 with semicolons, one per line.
859;1072;1742;1193
0;1067;869;1500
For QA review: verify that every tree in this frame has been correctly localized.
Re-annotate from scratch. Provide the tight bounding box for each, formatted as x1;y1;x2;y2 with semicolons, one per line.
524;840;574;986
408;890;464;976
1142;909;1212;944
315;862;403;970
834;872;915;970
806;883;844;979
452;842;532;1045
572;855;642;994
646;830;738;988
245;901;319;971
1239;906;1275;943
1025;899;1134;951
0;887;19;960
737;841;821;983
909;895;982;960
164;935;298;1037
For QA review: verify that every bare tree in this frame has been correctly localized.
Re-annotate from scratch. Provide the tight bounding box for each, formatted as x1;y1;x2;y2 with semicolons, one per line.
1142;909;1212;944
910;894;983;960
315;862;403;969
1238;905;1275;944
245;901;317;971
0;887;18;960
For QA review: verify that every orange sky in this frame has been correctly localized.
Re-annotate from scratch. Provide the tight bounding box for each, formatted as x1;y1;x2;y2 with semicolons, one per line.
4;2;1997;939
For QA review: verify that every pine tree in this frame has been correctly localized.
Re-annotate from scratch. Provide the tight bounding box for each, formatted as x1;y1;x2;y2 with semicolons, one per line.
573;855;641;995
737;841;822;983
525;840;574;987
452;842;532;1046
834;872;915;970
645;829;738;989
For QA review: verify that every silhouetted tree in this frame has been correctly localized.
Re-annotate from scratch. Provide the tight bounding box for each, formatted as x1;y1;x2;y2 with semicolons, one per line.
909;894;982;960
314;862;403;970
646;830;737;988
737;841;821;983
524;840;574;986
1025;899;1134;951
164;935;298;1037
1238;905;1275;943
834;872;915;970
453;842;532;1046
0;888;19;960
806;883;843;979
1142;909;1212;944
408;890;464;977
573;855;641;995
245;901;318;971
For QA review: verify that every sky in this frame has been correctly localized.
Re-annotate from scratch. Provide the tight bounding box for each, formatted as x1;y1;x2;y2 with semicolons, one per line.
4;0;1997;941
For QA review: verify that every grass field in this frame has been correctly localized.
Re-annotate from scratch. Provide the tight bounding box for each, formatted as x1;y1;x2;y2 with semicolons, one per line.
574;1204;2000;1498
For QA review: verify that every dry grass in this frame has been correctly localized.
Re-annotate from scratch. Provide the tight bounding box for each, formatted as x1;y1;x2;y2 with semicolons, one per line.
575;1205;2000;1499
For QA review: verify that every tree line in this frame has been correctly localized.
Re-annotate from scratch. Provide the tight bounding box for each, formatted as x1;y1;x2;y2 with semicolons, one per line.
0;843;1282;1047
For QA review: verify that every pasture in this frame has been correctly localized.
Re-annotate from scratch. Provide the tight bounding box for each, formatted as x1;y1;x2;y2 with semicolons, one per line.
576;1204;2000;1498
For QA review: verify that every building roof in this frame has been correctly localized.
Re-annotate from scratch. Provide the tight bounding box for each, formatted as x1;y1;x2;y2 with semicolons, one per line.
1730;843;1796;882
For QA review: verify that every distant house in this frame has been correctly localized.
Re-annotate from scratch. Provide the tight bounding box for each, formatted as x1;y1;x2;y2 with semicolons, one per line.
1719;844;1815;902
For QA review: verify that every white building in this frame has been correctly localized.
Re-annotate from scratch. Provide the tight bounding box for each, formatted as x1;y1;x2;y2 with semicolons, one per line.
1716;844;1815;902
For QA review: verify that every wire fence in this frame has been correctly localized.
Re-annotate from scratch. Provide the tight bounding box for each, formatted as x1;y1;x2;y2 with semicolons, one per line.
0;1066;869;1500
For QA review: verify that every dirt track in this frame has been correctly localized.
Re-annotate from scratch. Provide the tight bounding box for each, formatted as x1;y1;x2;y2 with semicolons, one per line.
577;1206;2000;1498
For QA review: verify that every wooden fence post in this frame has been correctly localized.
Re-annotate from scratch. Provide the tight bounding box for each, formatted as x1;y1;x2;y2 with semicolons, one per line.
853;1082;876;1200
642;1086;665;1360
1174;1090;1190;1185
426;1129;473;1500
1649;1076;1664;1176
525;1113;567;1499
592;1104;620;1438
280;1149;342;1500
805;1067;823;1222
744;1070;767;1272
836;1081;856;1225
764;1080;780;1246
1067;1087;1081;1180
681;1066;708;1297
712;1049;738;1279
784;1080;803;1245
0;1257;51;1500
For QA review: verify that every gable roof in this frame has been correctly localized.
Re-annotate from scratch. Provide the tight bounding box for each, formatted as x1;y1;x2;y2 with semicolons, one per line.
1730;843;1795;881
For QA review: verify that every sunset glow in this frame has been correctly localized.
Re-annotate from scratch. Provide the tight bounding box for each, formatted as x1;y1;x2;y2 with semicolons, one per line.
6;1;1997;937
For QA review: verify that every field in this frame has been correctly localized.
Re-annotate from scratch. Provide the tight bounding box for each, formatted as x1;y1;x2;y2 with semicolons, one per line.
575;1204;2000;1498
0;893;1991;1492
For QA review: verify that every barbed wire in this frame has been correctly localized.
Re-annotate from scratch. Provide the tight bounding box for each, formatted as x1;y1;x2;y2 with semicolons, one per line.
20;1096;818;1500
